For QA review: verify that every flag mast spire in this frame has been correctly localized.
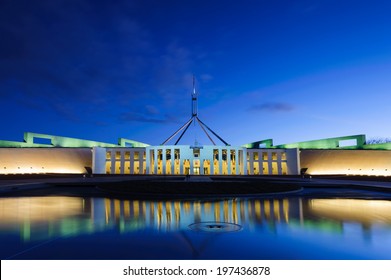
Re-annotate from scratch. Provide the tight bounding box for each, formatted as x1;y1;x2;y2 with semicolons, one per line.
161;75;229;146
191;75;198;117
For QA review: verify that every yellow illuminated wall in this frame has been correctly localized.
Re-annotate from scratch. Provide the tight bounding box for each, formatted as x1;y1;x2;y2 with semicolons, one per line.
301;150;391;176
2;142;391;176
0;148;91;174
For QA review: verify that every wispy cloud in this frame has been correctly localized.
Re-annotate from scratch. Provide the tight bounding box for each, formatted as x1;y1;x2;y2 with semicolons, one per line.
248;102;294;112
200;74;213;82
145;105;160;115
0;0;222;134
51;102;81;123
0;0;200;126
119;111;179;124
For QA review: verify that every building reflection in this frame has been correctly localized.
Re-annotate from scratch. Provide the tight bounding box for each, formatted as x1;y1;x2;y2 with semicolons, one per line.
308;199;391;225
1;196;391;243
101;198;293;232
0;197;93;242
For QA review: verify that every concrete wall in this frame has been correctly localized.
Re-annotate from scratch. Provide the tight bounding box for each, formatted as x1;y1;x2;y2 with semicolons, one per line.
300;149;391;176
2;146;390;176
0;148;92;174
92;147;106;174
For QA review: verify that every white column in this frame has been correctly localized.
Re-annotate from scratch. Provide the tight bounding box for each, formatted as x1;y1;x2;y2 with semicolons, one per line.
277;152;282;175
248;151;254;175
286;148;300;175
162;148;166;175
190;158;194;175
242;149;247;175
110;149;116;174
129;151;134;174
235;148;239;175
145;148;150;174
92;147;106;174
268;151;273;175
120;151;125;174
218;148;223;175
179;148;183;175
171;149;175;174
258;153;262;175
154;148;158;174
227;149;232;175
138;150;143;174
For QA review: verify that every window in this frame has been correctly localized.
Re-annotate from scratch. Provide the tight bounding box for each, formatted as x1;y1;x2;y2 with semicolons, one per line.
174;149;180;160
230;150;236;161
222;149;227;161
125;152;130;160
193;148;200;158
213;149;219;160
339;139;357;147
166;150;171;160
33;137;52;145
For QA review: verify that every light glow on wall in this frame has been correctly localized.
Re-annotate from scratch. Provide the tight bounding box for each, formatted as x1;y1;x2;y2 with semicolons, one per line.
0;148;91;174
0;167;84;175
309;168;391;176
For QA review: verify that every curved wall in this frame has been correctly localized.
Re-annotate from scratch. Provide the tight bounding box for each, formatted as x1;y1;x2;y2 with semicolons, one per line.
0;148;92;174
300;150;391;176
2;147;391;176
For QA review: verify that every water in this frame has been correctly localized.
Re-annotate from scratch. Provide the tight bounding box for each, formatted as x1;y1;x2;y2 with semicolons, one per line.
1;195;391;259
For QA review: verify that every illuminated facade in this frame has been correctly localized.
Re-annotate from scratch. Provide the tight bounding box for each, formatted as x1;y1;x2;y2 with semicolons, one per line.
0;132;300;175
145;145;246;175
2;81;391;177
3;81;390;177
92;145;301;176
1;132;391;176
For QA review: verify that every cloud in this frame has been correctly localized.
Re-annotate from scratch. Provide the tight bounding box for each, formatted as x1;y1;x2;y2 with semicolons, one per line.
93;121;109;127
51;102;81;123
0;0;210;129
0;0;153;96
119;111;179;124
248;102;294;112
200;74;213;82
145;105;160;115
154;43;194;98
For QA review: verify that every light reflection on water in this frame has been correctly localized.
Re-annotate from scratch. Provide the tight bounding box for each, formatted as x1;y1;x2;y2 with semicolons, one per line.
1;196;391;259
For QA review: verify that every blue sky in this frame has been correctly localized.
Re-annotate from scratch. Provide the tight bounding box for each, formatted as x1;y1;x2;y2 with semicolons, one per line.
1;0;391;146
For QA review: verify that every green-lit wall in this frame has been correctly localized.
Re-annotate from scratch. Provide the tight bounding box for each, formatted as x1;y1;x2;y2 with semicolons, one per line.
0;132;150;148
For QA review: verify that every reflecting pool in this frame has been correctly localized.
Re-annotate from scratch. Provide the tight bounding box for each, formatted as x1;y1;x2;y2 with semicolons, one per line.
1;196;391;259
